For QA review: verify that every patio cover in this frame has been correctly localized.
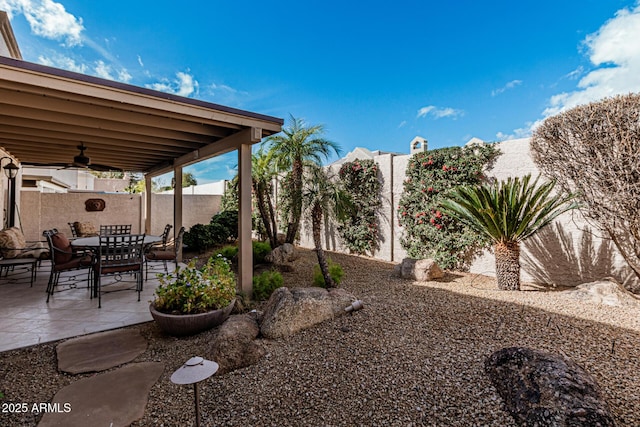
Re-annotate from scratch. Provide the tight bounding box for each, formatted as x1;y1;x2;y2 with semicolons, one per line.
0;55;284;295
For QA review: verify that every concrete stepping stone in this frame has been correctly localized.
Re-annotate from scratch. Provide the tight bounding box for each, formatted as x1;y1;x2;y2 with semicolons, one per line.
38;362;164;427
57;329;148;374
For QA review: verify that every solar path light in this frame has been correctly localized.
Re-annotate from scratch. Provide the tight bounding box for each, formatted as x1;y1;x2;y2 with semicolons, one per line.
171;356;219;427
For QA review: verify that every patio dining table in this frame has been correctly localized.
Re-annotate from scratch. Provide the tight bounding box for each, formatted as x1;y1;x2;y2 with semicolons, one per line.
71;235;162;249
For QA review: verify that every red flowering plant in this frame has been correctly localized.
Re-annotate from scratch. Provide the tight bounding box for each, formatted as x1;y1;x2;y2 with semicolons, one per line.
337;159;382;256
397;144;499;269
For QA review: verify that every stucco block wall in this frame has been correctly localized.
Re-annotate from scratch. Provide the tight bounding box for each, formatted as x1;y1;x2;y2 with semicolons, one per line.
149;194;221;236
19;192;222;241
296;138;638;290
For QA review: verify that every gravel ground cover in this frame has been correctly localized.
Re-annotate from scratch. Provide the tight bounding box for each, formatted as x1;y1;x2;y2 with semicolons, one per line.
1;248;639;426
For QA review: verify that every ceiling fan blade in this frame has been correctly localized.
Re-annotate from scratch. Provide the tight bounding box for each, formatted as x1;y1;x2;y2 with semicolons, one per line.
87;163;123;172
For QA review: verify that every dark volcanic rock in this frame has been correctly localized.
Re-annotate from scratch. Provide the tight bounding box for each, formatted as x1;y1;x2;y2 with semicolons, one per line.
485;347;615;426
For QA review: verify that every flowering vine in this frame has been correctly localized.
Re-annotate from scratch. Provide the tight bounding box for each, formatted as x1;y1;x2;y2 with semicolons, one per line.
337;159;381;255
398;144;499;269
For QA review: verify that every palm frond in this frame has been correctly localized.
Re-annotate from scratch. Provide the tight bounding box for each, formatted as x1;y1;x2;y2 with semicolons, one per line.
440;174;577;244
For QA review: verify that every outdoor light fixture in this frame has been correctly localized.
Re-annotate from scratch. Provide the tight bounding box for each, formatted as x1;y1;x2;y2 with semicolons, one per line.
171;356;219;427
0;157;19;227
2;159;18;179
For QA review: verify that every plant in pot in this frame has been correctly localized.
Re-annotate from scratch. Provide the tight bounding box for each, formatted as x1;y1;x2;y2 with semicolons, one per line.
149;255;236;336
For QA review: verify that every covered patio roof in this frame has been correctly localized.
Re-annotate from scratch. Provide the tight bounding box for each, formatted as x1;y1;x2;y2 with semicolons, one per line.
0;55;283;295
0;55;283;174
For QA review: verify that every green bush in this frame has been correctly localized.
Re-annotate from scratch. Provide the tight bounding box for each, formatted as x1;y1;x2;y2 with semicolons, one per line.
252;241;272;264
252;270;284;301
397;145;499;270
183;223;224;252
214;245;238;261
313;261;344;288
211;210;238;242
153;257;236;314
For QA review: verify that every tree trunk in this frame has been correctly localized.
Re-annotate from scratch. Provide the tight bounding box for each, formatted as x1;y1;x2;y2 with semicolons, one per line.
265;189;278;248
494;240;521;290
254;183;274;246
286;159;304;244
312;203;335;288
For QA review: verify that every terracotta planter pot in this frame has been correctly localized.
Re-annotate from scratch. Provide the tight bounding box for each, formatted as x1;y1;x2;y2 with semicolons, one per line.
149;299;235;336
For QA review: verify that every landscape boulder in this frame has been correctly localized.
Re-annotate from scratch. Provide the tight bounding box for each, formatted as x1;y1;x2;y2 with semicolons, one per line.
265;243;299;265
562;278;639;307
260;287;356;339
209;314;266;374
393;258;444;281
485;347;615;426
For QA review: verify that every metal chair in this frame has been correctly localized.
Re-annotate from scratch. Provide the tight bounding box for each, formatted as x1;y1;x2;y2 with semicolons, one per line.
42;229;93;302
145;227;185;279
92;234;145;308
99;224;132;235
68;222;79;238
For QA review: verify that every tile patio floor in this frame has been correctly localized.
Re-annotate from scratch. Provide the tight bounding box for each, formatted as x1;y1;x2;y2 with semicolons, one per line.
0;260;171;353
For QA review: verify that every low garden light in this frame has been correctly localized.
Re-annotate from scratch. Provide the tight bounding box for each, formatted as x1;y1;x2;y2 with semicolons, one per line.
170;356;219;427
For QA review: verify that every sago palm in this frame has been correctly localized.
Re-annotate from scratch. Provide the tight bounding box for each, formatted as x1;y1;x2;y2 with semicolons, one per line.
440;175;576;290
263;115;341;244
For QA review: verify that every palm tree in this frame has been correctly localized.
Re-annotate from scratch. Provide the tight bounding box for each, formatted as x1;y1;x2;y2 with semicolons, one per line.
440;175;577;290
302;165;352;288
263;115;341;244
252;147;279;248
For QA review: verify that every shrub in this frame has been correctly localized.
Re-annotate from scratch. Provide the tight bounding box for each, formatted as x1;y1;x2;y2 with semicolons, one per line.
337;159;381;256
210;210;238;242
183;223;224;252
153;257;236;315
252;241;272;264
313;261;344;288
252;270;284;301
214;245;238;261
398;145;499;270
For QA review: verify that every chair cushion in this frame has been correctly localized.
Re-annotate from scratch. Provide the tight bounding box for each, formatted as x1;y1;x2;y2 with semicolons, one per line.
51;233;73;264
75;221;98;237
0;227;27;258
146;250;175;261
54;255;93;272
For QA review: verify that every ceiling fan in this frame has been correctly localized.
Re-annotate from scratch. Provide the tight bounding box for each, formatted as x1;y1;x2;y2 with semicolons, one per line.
27;143;121;172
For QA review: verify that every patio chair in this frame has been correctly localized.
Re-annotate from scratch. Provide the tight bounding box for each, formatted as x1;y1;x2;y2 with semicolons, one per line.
68;222;79;238
42;229;93;303
145;227;185;279
0;227;49;263
145;224;172;253
93;233;145;308
99;224;132;235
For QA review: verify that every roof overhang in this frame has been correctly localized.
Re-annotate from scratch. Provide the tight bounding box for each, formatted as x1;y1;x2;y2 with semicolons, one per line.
0;56;283;175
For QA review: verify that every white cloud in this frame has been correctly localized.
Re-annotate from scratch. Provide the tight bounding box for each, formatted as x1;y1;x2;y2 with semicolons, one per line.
542;2;640;118
416;105;464;119
491;79;522;96
37;53;87;73
147;71;199;97
0;0;84;46
564;66;584;80
397;120;407;128
137;55;144;67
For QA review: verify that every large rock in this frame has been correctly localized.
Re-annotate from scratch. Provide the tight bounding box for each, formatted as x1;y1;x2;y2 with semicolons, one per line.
393;258;444;281
562;278;639;307
260;287;356;339
265;243;299;265
209;314;266;374
485;347;615;426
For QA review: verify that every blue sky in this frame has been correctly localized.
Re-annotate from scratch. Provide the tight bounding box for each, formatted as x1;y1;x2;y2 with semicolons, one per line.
2;0;640;183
